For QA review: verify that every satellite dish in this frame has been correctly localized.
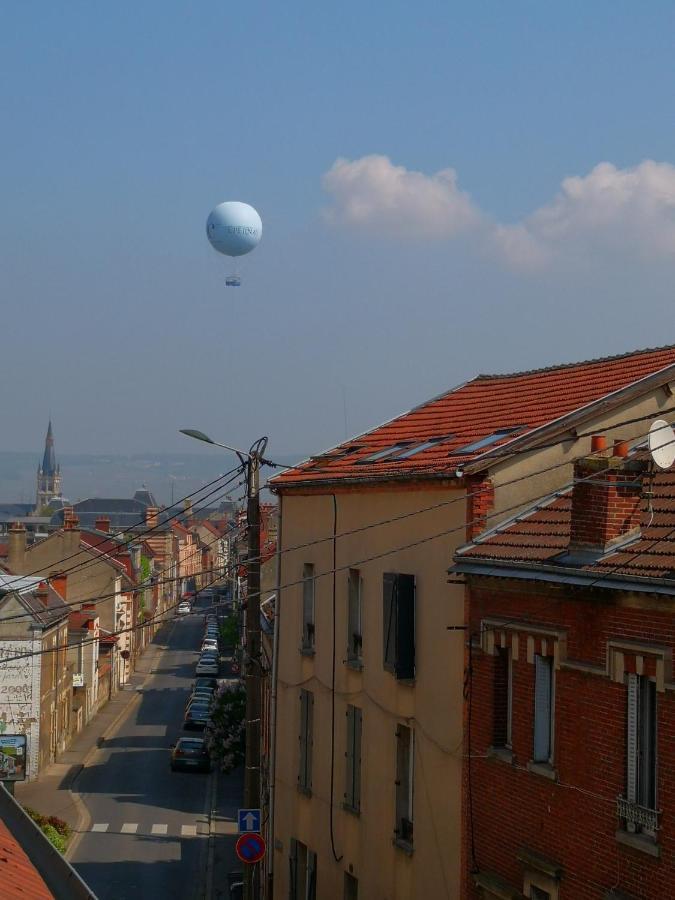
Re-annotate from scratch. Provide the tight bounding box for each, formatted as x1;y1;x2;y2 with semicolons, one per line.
206;201;262;286
648;419;675;469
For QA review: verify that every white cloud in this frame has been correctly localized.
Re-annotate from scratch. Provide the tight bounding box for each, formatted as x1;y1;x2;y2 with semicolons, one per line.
322;154;481;238
323;156;675;271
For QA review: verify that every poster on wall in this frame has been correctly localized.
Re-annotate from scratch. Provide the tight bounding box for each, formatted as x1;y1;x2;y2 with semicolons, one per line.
0;735;27;781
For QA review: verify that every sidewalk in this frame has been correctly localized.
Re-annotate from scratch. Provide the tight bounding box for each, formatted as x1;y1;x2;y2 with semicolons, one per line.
14;625;171;857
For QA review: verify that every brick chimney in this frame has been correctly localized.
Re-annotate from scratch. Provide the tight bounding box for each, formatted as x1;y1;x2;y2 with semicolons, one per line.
49;572;67;600
568;438;647;554
62;510;81;554
146;507;159;529
95;516;110;533
7;522;26;572
35;580;49;607
465;477;495;541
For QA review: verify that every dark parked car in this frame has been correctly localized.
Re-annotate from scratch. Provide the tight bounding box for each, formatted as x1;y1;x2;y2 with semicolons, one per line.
183;704;211;730
194;677;218;691
170;737;211;772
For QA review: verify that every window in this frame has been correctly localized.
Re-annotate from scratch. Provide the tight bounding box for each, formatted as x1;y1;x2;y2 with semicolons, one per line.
344;705;362;812
493;647;512;748
394;724;414;847
301;564;315;652
390;436;451;460
298;689;314;793
356;443;414;464
622;674;657;834
347;569;362;665
383;573;415;680
533;655;553;764
289;839;316;900
530;888;551;900
450;426;524;456
344;873;358;900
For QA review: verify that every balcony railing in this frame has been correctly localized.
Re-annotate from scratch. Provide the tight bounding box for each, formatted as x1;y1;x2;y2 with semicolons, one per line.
616;797;660;832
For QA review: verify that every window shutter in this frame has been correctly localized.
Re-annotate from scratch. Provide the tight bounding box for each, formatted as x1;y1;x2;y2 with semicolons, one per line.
348;570;361;659
626;673;638;804
298;692;307;787
345;706;355;806
383;573;396;670
307;849;317;900
354;706;362;811
306;690;314;790
302;565;314;647
639;677;657;811
533;655;552;763
289;838;298;900
395;575;415;680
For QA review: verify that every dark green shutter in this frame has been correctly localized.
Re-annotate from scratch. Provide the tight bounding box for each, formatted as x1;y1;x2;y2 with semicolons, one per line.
383;573;396;670
395;574;415;680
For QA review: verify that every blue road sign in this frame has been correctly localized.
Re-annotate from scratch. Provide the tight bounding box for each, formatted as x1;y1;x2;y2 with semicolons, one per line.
238;808;261;833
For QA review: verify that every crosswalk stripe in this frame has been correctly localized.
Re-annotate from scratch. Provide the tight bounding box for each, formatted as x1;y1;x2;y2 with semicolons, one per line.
151;824;168;835
91;823;109;833
121;823;139;834
181;824;197;837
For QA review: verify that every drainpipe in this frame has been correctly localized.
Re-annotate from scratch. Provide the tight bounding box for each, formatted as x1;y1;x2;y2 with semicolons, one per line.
266;495;282;900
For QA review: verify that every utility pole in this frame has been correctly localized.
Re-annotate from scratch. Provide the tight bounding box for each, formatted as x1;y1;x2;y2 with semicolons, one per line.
244;439;265;900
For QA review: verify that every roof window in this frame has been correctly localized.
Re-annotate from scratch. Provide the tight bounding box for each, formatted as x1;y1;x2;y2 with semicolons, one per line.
450;427;524;456
393;436;451;460
356;443;415;464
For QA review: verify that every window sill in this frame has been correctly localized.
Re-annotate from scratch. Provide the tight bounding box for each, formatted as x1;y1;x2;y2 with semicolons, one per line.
299;647;315;657
342;802;360;817
615;829;660;858
392;838;414;856
526;761;558;782
345;658;363;671
395;677;416;687
297;785;313;798
487;746;514;765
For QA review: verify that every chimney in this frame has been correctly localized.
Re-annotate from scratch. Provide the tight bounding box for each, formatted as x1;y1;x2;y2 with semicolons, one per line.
465;477;495;542
146;507;159;529
95;516;110;533
35;580;49;607
49;572;67;600
62;511;81;555
7;522;26;572
82;601;96;612
569;437;647;554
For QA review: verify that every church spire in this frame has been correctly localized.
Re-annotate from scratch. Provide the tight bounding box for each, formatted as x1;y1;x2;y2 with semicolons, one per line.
41;420;56;476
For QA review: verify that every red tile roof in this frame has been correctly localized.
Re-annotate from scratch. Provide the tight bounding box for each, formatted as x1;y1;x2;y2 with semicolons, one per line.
458;465;675;581
0;818;53;899
273;345;675;488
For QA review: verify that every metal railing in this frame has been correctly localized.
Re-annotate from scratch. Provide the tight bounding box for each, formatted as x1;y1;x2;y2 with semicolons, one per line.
616;797;660;832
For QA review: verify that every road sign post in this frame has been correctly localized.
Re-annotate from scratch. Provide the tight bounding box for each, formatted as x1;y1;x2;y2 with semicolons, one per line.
238;808;261;834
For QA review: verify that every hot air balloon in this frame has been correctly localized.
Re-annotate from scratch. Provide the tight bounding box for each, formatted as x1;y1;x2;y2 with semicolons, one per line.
206;201;262;286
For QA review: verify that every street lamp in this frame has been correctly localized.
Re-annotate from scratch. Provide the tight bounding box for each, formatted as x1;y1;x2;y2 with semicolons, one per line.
180;428;267;900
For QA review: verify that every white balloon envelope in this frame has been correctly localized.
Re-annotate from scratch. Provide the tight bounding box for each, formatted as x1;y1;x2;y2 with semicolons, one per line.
206;201;262;258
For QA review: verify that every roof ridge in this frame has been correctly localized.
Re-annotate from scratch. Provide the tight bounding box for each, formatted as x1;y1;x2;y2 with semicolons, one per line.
476;343;675;381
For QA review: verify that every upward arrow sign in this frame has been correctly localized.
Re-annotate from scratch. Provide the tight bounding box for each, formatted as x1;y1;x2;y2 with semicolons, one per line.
243;812;257;831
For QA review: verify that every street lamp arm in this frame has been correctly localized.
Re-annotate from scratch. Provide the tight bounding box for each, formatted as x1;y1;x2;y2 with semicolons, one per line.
179;429;253;460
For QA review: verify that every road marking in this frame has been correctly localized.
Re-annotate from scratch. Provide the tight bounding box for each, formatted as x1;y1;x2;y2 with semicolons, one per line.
91;823;109;833
121;823;139;834
151;824;168;835
181;824;197;837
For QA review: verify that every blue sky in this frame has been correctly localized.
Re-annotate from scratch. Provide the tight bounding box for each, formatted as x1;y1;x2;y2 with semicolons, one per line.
3;2;675;459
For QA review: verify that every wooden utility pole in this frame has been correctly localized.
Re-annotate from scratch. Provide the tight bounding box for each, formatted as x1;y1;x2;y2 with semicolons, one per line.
244;444;263;900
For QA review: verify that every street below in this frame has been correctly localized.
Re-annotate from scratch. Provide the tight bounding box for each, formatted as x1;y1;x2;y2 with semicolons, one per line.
71;601;239;900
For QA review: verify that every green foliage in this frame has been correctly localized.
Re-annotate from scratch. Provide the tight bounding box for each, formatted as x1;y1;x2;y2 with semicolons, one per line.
219;614;239;647
41;823;67;854
206;683;246;773
22;807;70;853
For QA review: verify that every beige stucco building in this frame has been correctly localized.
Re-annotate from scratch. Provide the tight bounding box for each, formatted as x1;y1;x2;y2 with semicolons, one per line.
269;345;675;900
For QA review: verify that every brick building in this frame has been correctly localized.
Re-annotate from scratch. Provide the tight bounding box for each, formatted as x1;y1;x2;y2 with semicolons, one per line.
453;437;675;900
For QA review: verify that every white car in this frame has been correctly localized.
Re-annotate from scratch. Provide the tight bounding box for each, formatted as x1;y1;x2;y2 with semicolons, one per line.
195;658;219;675
177;602;191;616
201;639;219;652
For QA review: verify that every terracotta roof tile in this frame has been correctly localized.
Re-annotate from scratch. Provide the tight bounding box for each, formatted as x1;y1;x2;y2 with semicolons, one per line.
273;344;675;487
460;463;675;582
0;819;53;899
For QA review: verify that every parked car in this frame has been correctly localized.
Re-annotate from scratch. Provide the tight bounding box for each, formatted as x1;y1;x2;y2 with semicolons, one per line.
201;639;219;652
183;704;211;730
195;658;219;675
194;677;218;691
176;601;191;615
170;737;211;772
189;691;215;706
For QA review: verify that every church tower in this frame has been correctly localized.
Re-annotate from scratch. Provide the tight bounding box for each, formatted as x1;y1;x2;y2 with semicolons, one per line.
36;421;62;511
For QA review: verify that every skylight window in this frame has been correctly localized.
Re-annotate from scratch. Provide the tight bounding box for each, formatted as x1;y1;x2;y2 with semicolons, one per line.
450;427;524;456
394;436;451;459
356;443;415;464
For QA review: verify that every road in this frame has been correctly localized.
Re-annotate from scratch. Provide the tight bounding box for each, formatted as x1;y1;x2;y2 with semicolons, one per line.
72;603;222;900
